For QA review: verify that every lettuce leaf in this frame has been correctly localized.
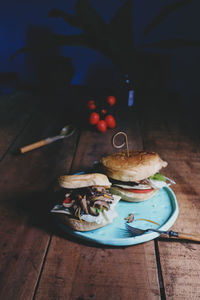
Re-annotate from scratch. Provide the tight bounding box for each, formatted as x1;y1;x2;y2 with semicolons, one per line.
149;173;166;181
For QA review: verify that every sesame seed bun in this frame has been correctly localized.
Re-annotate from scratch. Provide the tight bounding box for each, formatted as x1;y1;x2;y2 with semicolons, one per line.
101;151;167;182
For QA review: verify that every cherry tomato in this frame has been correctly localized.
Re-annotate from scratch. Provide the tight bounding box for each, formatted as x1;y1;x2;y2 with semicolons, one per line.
101;109;107;115
87;100;96;110
90;103;96;110
89;112;100;125
97;120;107;132
107;96;116;106
105;114;116;128
126;188;154;193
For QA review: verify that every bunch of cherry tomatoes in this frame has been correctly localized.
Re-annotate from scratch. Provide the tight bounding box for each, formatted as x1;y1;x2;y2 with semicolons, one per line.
87;96;116;132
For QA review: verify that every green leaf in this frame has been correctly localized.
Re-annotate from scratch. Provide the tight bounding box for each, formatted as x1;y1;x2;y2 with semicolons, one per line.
10;47;30;61
51;33;86;46
48;8;81;28
11;35;56;61
51;33;110;57
143;0;192;38
107;0;135;72
150;173;166;181
142;38;200;49
11;0;135;73
75;0;106;35
109;0;134;44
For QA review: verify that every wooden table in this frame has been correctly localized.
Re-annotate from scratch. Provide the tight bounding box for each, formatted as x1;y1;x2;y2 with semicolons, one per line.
0;91;200;300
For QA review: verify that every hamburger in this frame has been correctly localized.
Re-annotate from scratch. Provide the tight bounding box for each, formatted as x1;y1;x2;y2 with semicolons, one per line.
101;151;175;202
51;173;121;231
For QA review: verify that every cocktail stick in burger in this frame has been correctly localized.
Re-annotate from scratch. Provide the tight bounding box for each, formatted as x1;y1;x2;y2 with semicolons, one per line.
101;151;175;202
51;173;121;231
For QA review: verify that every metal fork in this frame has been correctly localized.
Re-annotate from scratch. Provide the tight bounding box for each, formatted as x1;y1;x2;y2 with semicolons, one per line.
126;224;200;242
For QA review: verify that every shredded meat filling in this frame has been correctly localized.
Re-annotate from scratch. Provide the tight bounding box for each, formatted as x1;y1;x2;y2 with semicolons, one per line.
61;186;114;218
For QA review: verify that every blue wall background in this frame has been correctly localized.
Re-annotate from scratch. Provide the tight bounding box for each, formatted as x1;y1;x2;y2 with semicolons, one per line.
0;0;200;108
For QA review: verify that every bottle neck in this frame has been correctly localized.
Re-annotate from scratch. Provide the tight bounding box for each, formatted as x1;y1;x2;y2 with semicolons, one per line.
128;89;134;107
124;74;134;108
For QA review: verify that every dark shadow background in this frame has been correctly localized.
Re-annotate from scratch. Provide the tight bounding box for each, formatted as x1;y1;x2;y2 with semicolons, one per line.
0;0;200;118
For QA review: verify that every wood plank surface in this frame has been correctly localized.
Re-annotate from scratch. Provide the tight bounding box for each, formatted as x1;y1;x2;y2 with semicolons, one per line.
35;111;161;300
0;92;35;159
0;105;79;300
138;97;200;299
158;241;200;299
36;237;160;300
1;91;199;300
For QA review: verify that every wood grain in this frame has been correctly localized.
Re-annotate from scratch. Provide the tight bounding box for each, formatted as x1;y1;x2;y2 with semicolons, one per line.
138;97;200;299
1;92;199;300
0;106;79;300
36;237;160;300
0;93;35;159
158;242;200;300
35;110;161;300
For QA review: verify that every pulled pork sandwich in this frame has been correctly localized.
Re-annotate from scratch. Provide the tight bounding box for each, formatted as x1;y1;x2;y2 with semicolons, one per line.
101;151;175;202
51;173;121;231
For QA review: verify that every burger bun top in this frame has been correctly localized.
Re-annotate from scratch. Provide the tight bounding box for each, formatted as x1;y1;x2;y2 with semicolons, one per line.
101;151;167;182
59;173;111;189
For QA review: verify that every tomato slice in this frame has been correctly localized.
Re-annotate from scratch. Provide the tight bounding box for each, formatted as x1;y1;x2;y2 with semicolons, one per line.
63;197;71;203
126;188;154;194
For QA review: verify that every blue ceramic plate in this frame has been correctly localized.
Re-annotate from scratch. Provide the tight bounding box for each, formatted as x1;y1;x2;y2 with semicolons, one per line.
54;186;179;246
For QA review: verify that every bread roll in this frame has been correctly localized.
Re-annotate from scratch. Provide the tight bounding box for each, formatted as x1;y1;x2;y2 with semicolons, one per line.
55;194;121;231
59;173;111;189
101;151;167;182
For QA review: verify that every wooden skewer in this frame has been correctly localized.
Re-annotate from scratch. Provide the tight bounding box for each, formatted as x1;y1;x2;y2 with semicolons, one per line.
112;131;129;157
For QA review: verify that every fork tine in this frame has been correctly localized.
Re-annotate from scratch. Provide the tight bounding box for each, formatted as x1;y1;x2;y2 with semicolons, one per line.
117;228;133;238
126;224;145;236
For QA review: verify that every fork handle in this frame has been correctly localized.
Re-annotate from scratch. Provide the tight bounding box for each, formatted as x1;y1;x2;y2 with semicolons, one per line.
167;230;200;242
20;137;56;153
176;232;200;242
